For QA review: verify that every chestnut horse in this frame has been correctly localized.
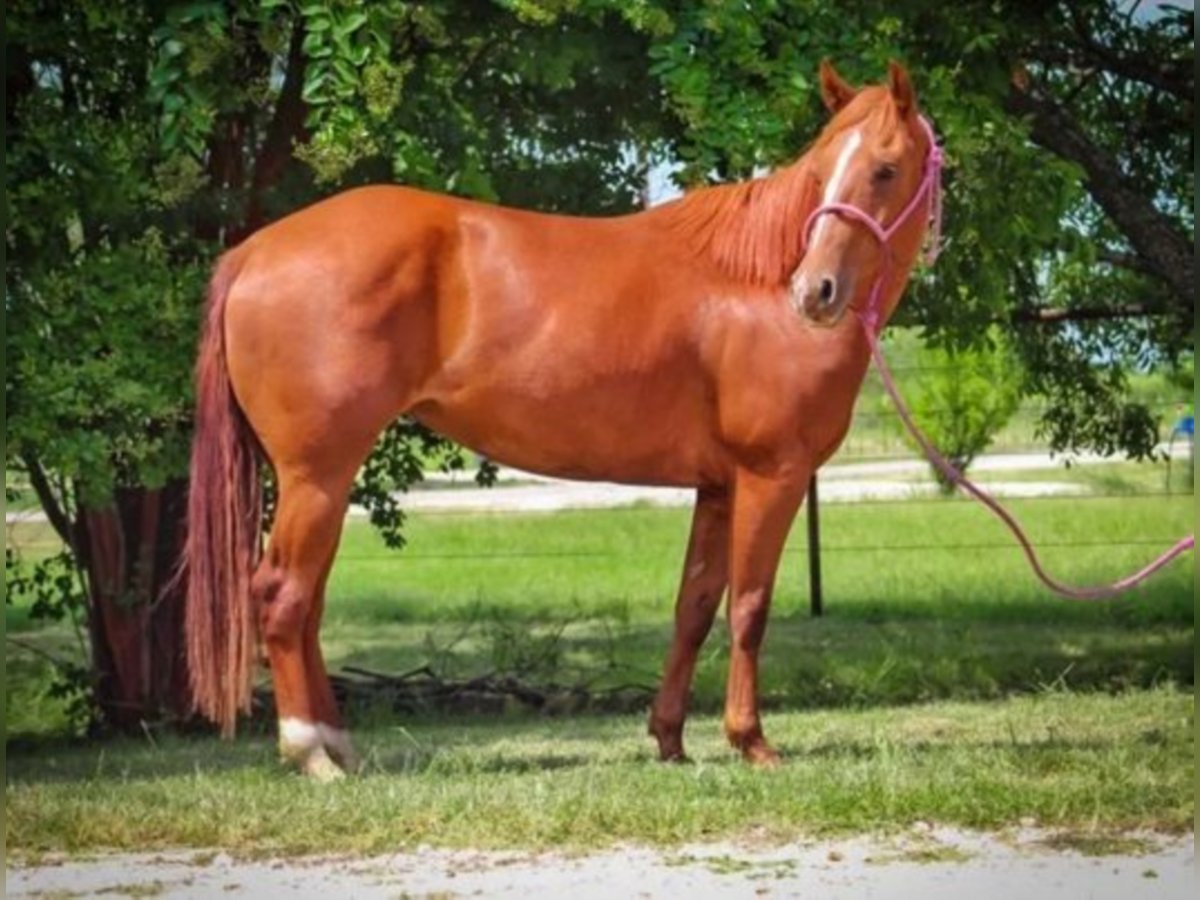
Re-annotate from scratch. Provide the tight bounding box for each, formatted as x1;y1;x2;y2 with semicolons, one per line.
183;61;937;778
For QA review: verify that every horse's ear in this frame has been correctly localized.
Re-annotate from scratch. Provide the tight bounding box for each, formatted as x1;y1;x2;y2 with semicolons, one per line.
819;59;857;113
887;60;917;118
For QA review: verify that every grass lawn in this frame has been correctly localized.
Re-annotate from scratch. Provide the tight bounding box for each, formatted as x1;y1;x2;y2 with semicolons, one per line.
5;489;1194;857
5;690;1191;856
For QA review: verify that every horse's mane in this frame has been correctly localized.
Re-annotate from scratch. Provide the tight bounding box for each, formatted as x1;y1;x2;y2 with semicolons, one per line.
659;87;903;287
657;162;819;286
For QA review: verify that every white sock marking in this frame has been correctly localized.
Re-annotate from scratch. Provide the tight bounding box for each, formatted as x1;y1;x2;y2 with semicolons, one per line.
279;717;322;753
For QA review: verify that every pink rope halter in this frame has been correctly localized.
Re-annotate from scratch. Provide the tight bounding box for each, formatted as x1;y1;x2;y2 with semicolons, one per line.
802;115;944;334
803;116;1193;600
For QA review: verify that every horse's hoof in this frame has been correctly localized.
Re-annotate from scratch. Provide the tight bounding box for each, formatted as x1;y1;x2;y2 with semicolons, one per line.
742;743;782;768
302;746;348;783
648;716;688;764
658;749;693;765
320;725;361;773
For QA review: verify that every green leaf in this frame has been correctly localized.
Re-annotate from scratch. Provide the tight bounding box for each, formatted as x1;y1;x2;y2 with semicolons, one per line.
301;69;330;103
335;11;368;36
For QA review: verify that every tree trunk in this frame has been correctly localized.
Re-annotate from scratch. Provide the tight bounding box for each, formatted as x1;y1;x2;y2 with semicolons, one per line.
76;480;191;729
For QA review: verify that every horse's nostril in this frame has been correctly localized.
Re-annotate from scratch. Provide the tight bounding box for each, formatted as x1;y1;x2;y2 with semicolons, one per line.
819;277;836;304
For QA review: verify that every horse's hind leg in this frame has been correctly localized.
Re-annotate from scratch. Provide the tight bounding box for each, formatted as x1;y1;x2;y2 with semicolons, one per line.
303;558;358;771
649;487;731;761
254;469;355;781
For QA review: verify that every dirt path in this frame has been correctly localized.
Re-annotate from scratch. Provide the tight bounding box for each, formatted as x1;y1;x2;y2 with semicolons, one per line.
8;829;1193;899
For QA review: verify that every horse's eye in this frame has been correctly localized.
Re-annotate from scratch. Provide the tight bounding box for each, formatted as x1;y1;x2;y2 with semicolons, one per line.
874;163;898;183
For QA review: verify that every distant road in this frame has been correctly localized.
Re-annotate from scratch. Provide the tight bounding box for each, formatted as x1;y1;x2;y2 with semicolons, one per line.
3;451;1165;524
354;451;1114;515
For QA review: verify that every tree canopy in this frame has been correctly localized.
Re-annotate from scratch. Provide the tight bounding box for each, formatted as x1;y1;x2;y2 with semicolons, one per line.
644;0;1192;456
5;0;1194;725
8;0;1192;506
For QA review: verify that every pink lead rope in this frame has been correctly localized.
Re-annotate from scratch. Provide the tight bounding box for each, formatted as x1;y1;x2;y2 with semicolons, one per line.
805;116;1194;600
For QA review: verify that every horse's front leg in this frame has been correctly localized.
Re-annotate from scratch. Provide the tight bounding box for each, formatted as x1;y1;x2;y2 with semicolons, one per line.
724;466;809;765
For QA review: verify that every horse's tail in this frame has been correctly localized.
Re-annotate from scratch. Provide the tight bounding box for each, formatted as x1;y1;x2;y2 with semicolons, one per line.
181;252;262;737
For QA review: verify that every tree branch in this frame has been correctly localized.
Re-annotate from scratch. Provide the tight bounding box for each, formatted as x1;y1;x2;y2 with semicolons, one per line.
1096;248;1155;277
1005;80;1193;313
1065;6;1192;102
452;35;501;92
1010;303;1160;325
21;454;75;546
5;41;35;131
1081;43;1192;101
243;20;309;236
6;636;75;670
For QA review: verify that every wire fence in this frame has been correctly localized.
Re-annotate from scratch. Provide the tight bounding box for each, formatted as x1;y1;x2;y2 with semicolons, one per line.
334;483;1191;561
836;396;1188;459
316;386;1194;617
335;536;1188;563
362;490;1184;520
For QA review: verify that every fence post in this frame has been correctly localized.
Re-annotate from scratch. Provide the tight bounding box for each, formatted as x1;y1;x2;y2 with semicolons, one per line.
806;473;823;617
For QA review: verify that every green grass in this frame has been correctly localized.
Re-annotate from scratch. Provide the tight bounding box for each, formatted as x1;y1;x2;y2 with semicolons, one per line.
5;689;1191;857
967;460;1183;494
5;489;1193;857
313;494;1193;705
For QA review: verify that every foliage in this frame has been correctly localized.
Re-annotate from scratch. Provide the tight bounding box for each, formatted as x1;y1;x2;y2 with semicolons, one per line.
640;0;1192;457
8;0;1191;525
348;420;499;550
1167;351;1193;399
5;0;1192;727
4;0;672;724
4;548;95;734
6;0;672;527
901;336;1024;492
6;234;206;507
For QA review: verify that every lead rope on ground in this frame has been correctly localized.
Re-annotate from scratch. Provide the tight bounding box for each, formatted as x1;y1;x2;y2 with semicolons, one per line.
862;321;1195;600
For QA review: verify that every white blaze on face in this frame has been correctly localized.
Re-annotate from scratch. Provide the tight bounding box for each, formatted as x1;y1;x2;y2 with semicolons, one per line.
810;128;863;249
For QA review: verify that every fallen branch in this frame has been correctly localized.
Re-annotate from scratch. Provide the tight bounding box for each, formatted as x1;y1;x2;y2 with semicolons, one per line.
255;665;656;718
6;636;73;670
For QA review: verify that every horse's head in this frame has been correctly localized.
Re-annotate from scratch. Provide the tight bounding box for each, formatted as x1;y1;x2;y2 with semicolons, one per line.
791;60;935;326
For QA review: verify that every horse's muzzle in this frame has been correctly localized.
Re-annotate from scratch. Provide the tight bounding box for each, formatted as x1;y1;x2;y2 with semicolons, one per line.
790;272;850;326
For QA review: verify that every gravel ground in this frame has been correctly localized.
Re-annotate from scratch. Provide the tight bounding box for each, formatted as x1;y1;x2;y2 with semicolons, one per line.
7;829;1193;899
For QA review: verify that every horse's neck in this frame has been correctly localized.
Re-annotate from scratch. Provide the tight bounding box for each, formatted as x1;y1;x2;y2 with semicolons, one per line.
656;161;817;287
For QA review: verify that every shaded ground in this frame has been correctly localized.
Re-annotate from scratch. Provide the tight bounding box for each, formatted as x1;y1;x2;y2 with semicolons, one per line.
7;829;1193;899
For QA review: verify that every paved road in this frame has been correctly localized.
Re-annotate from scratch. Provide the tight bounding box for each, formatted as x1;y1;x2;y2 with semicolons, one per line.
7;829;1193;899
